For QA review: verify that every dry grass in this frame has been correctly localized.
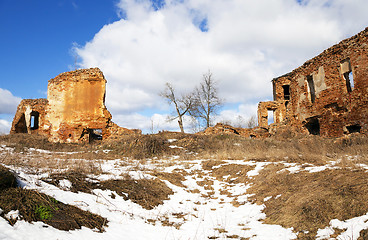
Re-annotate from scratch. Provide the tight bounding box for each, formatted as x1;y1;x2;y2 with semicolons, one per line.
43;171;173;210
0;151;104;175
151;170;186;187
0;165;17;190
3;132;368;164
2;133;368;238
0;166;107;231
246;165;368;239
0;134;83;152
0;188;107;231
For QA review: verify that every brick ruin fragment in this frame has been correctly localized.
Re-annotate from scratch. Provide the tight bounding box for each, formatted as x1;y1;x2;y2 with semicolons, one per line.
11;68;140;143
257;27;368;138
200;123;269;138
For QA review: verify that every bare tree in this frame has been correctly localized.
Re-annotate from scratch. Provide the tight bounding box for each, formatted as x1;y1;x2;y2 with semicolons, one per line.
190;71;223;129
160;82;194;133
246;115;257;128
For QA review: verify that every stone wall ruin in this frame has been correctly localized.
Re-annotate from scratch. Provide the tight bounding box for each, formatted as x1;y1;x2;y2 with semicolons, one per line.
11;68;140;143
257;27;368;138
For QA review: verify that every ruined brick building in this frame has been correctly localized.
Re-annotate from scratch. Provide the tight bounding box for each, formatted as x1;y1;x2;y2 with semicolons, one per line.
11;68;139;143
257;27;368;138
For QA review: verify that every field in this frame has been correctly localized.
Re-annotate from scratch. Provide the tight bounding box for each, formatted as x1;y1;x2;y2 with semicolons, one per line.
1;133;368;239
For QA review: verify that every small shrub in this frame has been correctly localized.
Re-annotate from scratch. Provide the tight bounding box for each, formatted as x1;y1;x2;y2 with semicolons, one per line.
35;205;53;220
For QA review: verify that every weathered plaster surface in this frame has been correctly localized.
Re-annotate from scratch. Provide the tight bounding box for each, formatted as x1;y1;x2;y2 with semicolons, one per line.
11;68;140;143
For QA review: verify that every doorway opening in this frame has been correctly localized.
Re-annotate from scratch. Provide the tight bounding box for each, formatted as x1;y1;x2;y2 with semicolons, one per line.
14;114;27;133
305;117;320;135
346;124;361;134
89;129;102;142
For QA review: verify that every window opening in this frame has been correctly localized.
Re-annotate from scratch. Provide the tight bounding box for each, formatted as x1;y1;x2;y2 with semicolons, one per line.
341;58;354;92
305;117;320;135
267;110;274;125
282;85;290;100
30;112;39;130
343;71;354;92
346;124;361;134
306;75;316;103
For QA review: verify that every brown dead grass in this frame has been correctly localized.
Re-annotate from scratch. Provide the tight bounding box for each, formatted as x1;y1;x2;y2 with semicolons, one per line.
0;165;17;191
212;164;254;183
0;134;83;152
201;160;254;184
3;132;368;165
151;170;186;187
105;134;177;159
202;160;226;170
246;165;368;239
0;188;107;231
43;171;173;210
0;152;103;175
0;166;106;231
101;178;173;209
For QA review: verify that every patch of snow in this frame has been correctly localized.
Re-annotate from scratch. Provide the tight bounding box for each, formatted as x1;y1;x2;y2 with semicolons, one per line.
247;162;270;177
5;210;20;221
169;145;183;149
167;139;177;143
264;196;272;201
59;179;72;190
304;166;328;173
316;213;368;240
357;163;368;170
282;166;302;174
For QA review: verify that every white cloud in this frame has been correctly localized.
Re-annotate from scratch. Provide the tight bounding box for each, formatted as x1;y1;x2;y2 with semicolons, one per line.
112;112;196;133
76;0;368;130
0;88;22;115
215;103;259;127
0;119;11;135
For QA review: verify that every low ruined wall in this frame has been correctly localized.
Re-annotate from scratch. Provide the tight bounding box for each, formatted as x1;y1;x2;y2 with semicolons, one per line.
10;99;48;136
200;123;269;139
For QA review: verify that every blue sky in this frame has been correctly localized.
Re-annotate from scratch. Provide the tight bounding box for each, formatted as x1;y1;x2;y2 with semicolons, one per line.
1;0;368;134
0;0;119;99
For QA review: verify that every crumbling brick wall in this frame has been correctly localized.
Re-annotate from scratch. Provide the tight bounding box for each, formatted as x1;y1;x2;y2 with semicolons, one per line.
10;99;48;135
258;27;368;137
46;68;113;142
11;68;140;143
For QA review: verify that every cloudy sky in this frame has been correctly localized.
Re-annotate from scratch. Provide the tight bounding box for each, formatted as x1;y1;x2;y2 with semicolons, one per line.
1;0;368;134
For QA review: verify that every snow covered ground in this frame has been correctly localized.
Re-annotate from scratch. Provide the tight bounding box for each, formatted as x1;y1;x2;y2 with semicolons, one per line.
1;145;368;240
